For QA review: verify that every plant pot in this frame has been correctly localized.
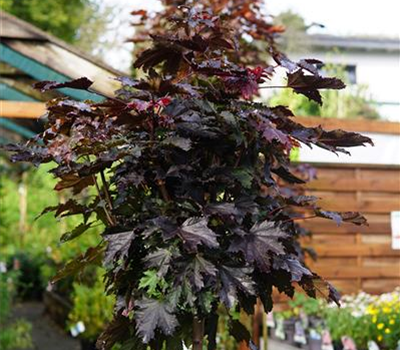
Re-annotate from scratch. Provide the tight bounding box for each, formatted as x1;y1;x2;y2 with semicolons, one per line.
284;330;295;345
284;319;297;346
308;338;322;350
308;316;323;329
80;339;97;350
333;340;343;350
43;291;72;327
269;329;279;340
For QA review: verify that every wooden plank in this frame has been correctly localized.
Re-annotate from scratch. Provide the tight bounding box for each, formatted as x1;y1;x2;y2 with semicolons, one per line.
302;219;391;235
359;168;400;181
363;257;400;267
328;279;359;294
306;177;400;193
362;279;400;294
0;62;23;76
308;257;358;267
313;266;400;279
312;195;400;213
0;77;59;101
0;43;102;102
312;244;400;257
4;40;120;98
309;234;356;245
0;11;46;40
361;235;391;245
296;116;400;135
0;83;37;102
0;101;46;119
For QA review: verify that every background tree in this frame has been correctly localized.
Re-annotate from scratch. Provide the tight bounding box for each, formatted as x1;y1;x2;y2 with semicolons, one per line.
5;1;372;348
273;10;310;54
0;0;115;56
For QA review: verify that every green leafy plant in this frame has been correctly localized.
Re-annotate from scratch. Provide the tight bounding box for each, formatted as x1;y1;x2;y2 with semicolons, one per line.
4;0;373;348
67;268;115;342
275;289;400;349
288;292;323;318
325;290;400;349
0;271;33;350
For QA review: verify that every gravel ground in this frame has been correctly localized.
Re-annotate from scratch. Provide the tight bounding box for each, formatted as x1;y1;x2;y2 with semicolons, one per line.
12;302;80;350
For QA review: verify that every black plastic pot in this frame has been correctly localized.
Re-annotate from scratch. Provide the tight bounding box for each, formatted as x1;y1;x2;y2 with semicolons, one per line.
283;318;297;346
80;339;97;350
43;291;72;327
269;329;278;340
308;316;323;329
308;338;322;350
333;340;344;350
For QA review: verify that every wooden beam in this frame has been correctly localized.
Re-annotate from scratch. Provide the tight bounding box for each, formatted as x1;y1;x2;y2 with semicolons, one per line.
3;40;120;98
0;43;102;102
312;266;400;279
0;82;37;102
312;244;400;257
0;77;59;101
0;101;46;119
296;116;400;135
306;177;400;193
0;11;46;40
0;62;22;76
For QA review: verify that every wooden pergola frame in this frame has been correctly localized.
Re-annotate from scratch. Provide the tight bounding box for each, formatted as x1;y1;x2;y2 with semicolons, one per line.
0;100;46;119
1;100;399;135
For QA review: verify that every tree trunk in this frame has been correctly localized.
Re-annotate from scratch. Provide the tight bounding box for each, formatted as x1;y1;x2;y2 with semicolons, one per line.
192;316;204;350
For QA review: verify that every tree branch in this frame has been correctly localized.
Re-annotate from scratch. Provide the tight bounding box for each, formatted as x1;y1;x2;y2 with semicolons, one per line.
100;171;114;211
92;174;116;227
192;317;205;350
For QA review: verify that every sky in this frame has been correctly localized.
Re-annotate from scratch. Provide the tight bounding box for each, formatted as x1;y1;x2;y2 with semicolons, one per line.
103;0;400;71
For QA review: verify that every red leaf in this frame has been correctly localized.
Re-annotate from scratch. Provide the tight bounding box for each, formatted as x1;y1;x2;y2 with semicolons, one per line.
34;77;93;92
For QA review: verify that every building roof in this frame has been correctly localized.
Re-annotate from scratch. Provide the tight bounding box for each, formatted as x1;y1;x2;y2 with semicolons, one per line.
308;34;400;52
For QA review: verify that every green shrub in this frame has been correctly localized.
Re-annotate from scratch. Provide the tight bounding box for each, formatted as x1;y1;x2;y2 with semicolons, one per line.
67;269;114;341
0;319;33;350
0;272;33;349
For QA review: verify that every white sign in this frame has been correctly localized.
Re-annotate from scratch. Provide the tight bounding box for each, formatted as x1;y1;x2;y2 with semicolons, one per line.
391;211;400;250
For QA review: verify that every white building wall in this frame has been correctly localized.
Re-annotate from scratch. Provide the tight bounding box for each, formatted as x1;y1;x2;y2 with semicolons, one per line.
298;133;400;166
290;50;400;122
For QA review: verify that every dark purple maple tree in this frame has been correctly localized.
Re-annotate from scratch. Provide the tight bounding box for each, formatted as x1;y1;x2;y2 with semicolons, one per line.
6;1;372;349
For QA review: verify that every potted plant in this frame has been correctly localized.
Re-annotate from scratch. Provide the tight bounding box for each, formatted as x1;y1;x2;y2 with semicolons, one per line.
5;0;372;347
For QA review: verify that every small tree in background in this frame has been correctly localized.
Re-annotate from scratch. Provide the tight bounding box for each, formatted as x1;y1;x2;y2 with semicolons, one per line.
6;1;373;348
0;0;116;56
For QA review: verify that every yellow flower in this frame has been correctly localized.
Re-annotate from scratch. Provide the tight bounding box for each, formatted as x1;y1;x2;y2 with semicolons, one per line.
377;323;384;330
389;319;395;325
372;315;377;323
385;328;391;334
378;335;383;342
367;306;378;315
383;307;391;313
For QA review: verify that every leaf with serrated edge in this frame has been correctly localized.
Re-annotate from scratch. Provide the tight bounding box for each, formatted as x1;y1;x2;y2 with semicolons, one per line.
135;298;178;343
228;221;287;272
104;231;135;265
177;217;219;252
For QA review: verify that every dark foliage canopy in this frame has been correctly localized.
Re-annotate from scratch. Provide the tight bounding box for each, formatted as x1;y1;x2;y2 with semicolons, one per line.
5;1;372;348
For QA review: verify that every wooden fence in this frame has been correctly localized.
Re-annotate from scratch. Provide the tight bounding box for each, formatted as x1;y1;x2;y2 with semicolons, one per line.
301;163;400;295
